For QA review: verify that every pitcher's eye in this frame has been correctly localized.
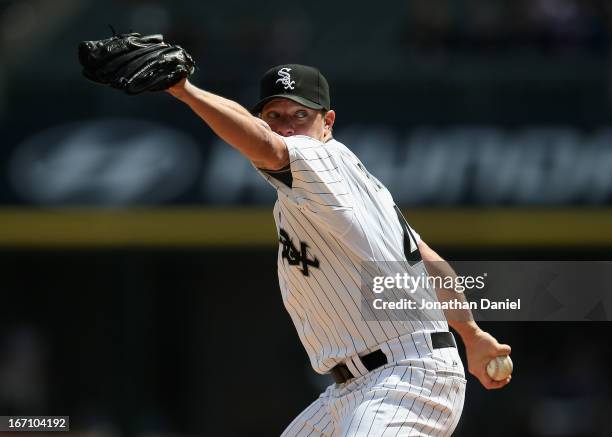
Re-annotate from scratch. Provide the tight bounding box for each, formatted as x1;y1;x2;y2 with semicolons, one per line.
295;110;308;118
266;111;280;119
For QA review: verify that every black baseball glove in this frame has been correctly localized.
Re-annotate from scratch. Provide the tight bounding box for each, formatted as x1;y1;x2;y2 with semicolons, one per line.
78;32;195;95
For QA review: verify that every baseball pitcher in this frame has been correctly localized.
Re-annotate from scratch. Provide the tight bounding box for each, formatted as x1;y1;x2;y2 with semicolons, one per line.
79;34;512;436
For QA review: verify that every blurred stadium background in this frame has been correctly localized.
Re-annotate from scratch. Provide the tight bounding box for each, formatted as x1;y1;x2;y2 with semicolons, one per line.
1;0;611;435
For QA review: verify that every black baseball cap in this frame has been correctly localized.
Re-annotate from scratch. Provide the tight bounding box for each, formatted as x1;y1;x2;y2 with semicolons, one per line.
251;64;330;114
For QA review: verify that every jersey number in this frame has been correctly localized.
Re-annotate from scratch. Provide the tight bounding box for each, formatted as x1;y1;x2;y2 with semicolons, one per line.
394;205;422;266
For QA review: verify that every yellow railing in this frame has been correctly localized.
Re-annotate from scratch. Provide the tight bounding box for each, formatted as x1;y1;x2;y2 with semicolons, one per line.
0;208;609;248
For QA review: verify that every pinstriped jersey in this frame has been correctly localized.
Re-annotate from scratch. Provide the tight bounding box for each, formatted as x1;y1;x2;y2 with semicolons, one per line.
256;135;448;374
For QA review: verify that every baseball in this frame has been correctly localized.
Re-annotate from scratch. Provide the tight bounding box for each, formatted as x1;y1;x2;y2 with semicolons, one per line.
486;355;513;381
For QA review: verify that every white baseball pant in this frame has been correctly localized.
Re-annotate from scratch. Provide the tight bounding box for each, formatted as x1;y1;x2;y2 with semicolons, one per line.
281;332;466;437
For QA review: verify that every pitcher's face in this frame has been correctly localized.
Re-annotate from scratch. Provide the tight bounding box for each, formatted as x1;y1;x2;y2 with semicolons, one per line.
260;98;334;141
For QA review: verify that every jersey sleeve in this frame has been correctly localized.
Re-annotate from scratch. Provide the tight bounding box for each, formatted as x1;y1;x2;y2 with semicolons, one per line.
254;135;354;234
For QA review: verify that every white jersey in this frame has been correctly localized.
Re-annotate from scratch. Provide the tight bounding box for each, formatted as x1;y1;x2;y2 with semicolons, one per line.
256;135;448;374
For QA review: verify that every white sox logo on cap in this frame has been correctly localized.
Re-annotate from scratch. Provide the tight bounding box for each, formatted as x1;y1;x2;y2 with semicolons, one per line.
276;67;295;90
251;64;330;114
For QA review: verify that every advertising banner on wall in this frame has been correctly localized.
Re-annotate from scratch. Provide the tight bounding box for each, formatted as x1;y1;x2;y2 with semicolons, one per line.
2;120;611;207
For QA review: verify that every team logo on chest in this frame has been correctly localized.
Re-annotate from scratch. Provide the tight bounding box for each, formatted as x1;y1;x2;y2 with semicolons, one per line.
276;68;295;90
279;228;319;276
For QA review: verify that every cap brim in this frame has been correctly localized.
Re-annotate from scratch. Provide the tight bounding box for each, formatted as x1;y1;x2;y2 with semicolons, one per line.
251;94;325;115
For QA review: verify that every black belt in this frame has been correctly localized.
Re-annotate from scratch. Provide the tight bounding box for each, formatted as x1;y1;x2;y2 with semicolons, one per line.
330;332;457;384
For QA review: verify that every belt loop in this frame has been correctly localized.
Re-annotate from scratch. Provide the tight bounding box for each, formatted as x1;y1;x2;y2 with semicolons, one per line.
411;331;430;358
344;356;364;379
426;331;436;355
351;355;369;376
